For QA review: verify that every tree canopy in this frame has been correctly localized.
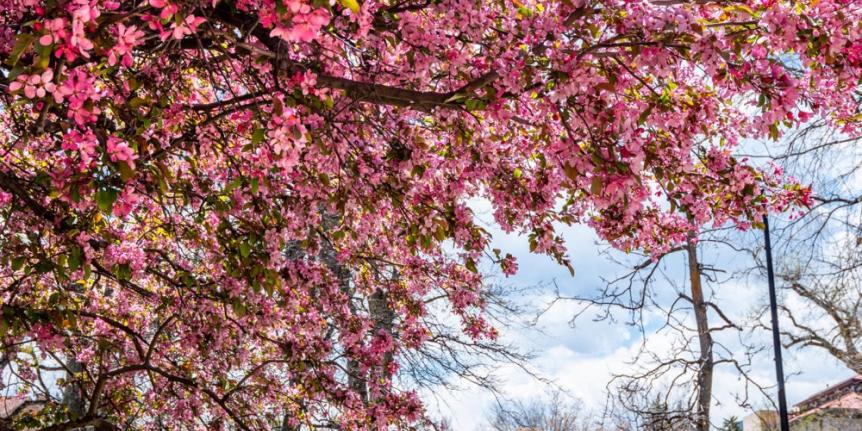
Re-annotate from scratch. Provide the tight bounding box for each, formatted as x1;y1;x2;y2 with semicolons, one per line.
0;0;860;429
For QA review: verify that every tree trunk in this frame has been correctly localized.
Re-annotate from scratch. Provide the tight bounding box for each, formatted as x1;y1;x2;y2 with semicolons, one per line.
319;213;369;403
62;359;85;419
310;212;395;428
280;412;299;431
687;236;713;431
368;286;395;395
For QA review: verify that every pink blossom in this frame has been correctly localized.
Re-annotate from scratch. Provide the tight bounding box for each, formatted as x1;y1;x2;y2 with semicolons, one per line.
268;9;329;42
164;15;206;41
108;23;144;67
0;191;12;207
57;68;101;124
112;187;139;218
500;254;518;276
106;137;138;169
76;347;96;363
8;70;56;99
62;130;100;170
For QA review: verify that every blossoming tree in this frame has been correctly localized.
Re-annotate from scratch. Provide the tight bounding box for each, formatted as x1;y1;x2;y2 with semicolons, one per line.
0;0;859;429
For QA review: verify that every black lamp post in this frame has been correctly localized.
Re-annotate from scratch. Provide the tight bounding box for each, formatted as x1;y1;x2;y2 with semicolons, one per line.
763;214;790;431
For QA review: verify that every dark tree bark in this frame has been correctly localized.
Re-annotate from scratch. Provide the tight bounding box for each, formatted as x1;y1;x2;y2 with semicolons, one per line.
686;236;713;431
368;287;395;401
62;360;86;418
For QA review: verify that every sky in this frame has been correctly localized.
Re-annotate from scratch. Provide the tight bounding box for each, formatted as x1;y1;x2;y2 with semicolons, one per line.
420;202;855;430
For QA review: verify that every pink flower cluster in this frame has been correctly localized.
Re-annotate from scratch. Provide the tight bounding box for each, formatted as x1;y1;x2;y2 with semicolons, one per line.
107;137;138;170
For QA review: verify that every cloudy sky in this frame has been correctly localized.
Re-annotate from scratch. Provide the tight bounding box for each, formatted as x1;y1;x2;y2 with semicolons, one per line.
421;204;854;430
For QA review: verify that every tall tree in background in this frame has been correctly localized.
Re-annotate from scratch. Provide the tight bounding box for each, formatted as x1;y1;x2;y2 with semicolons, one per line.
720;416;742;431
685;236;712;431
560;231;769;431
1;0;861;429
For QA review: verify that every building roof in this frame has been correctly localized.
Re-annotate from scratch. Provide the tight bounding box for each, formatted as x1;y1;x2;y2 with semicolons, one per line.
0;396;44;420
0;397;26;419
794;375;862;408
790;375;862;422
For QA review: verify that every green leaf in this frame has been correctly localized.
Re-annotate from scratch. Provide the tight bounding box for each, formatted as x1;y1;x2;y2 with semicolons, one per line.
118;162;135;182
239;242;251;258
513;168;523;180
434;223;449;241
157;175;168;194
129;97;147;109
68;246;82;272
465;258;478;273
48;292;62;306
226;178;243;192
6;66;24;84
562;163;579;182
96;188;118;213
54;263;67;281
590;176;603;195
11;257;25;271
443;93;467;103
115;264;132;281
638;105;654;125
724;4;756;17
465;98;487;111
36;42;52;70
768;122;780;141
7;34;34;67
251;128;265;146
34;259;53;274
231;300;247;317
68;249;81;271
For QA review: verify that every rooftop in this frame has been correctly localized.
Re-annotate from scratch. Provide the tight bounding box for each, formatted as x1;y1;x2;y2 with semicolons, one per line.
790;374;862;422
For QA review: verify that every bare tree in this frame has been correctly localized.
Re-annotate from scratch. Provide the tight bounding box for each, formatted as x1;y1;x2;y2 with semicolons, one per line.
641;396;696;431
685;236;714;431
549;231;774;431
737;116;862;375
485;389;594;431
775;246;862;374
